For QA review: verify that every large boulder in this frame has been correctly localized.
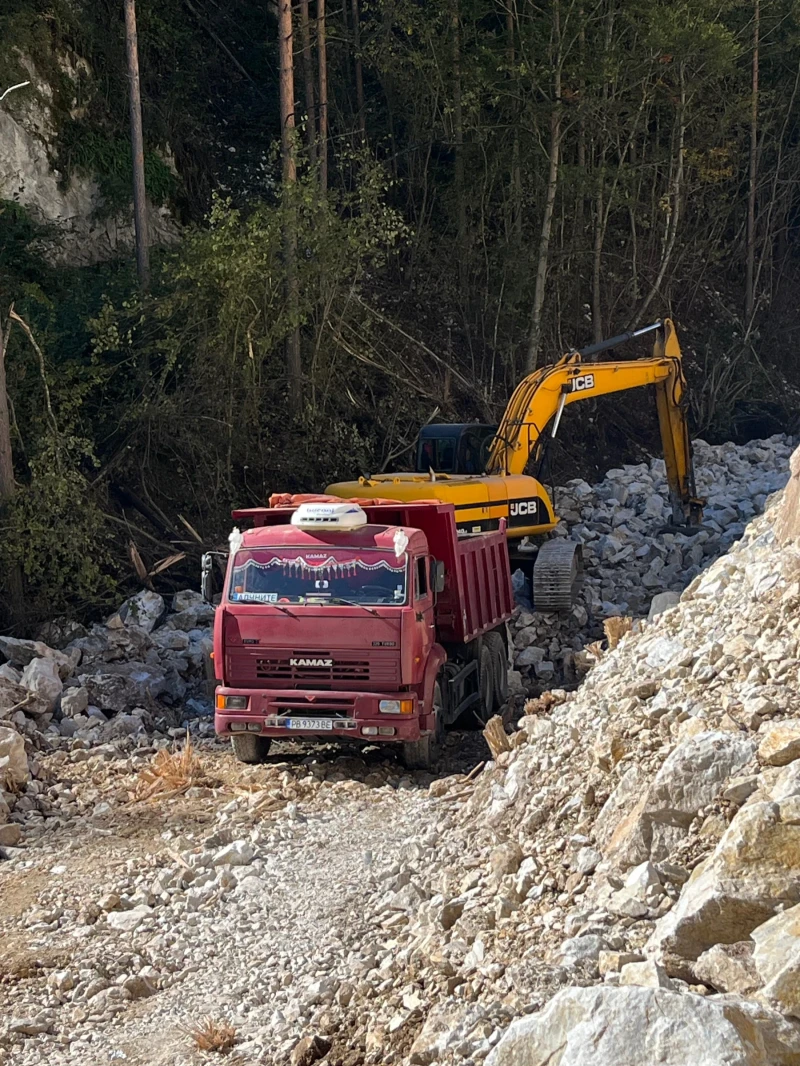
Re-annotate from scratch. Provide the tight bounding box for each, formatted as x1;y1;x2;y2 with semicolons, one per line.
0;677;48;719
485;986;800;1066
0;636;79;679
80;662;168;713
775;444;800;546
605;731;756;869
648;798;800;978
409;1002;487;1066
107;590;165;634
172;589;205;613
60;686;89;718
695;942;761;996
69;624;153;668
20;657;62;713
752;903;800;1018
167;604;216;631
0;725;29;789
758;722;800;767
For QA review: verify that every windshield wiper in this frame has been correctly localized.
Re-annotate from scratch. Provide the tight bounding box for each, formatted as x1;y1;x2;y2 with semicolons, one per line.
326;596;380;617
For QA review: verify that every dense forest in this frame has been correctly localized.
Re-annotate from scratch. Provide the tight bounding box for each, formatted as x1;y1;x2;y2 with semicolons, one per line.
1;0;799;627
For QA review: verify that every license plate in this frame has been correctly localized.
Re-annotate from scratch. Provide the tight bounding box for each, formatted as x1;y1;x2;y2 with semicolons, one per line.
285;718;333;731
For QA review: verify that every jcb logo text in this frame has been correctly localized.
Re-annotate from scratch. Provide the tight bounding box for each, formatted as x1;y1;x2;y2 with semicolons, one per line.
571;374;595;392
510;500;539;517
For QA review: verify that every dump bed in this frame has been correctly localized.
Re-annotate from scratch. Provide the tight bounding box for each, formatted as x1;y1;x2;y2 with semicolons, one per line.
231;500;514;645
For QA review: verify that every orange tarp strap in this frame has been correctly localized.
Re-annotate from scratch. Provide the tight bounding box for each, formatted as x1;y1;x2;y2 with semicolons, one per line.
268;493;443;508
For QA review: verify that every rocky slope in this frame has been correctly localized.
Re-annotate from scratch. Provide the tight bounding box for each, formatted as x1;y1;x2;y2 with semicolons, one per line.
2;432;800;1066
511;434;793;692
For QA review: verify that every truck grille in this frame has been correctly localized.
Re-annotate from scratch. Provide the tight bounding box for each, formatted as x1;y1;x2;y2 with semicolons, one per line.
227;648;399;687
256;657;369;682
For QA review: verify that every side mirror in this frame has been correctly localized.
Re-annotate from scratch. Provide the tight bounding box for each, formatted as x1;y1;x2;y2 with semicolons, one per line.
431;559;446;594
201;553;214;604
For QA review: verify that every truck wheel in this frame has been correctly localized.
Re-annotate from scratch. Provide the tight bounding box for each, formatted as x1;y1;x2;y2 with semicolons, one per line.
402;683;443;771
478;645;494;722
484;632;508;709
231;733;272;764
402;734;432;771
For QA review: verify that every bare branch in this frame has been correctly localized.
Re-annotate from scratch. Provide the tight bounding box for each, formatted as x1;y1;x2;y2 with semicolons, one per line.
0;81;31;102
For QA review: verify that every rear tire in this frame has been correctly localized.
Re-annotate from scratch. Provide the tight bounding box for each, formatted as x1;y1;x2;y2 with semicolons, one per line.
231;733;272;764
478;645;494;723
402;682;443;771
484;631;508;709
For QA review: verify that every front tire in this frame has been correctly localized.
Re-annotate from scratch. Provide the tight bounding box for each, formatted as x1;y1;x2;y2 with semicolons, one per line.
231;733;272;764
402;682;444;771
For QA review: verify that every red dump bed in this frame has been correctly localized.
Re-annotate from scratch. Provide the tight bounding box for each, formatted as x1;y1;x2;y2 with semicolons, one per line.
231;501;514;645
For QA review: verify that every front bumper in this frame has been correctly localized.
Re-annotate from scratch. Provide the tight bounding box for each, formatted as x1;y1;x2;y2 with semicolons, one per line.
214;687;425;742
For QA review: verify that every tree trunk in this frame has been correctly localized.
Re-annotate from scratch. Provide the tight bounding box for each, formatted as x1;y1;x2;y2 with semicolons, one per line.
317;0;329;194
526;0;561;373
592;178;604;342
632;63;686;327
0;312;24;621
298;0;317;165
745;0;760;325
278;0;302;411
452;0;467;293
123;0;149;290
507;7;522;241
351;0;366;143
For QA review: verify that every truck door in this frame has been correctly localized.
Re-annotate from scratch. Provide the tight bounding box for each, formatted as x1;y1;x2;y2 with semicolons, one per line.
414;554;435;674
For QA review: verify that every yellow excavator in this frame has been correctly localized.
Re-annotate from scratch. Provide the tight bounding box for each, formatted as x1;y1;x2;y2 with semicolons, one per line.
327;319;704;609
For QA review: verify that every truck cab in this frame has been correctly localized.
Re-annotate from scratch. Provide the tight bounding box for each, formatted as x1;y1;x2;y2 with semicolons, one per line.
211;500;513;769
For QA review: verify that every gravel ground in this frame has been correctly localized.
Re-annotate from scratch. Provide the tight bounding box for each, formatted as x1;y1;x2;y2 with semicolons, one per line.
0;737;478;1066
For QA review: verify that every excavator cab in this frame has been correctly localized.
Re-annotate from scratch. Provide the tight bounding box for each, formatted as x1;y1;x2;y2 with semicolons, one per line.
415;424;498;475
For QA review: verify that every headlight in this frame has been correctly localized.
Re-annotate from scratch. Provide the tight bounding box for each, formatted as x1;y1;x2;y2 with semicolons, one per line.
379;699;413;715
216;695;248;710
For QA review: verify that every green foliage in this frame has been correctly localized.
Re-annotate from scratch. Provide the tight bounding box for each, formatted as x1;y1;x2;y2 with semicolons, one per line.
0;436;115;619
2;0;800;629
58;124;177;211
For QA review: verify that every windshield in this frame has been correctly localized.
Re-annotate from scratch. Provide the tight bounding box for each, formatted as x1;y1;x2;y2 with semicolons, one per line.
229;548;407;606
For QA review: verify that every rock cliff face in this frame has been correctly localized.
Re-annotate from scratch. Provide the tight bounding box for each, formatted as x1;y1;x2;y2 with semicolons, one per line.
0;55;178;266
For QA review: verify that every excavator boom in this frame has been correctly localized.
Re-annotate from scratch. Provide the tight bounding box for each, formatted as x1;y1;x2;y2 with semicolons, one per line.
487;319;702;526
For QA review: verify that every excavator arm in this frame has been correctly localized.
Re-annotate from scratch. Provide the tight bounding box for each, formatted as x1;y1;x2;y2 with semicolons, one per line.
487;319;704;527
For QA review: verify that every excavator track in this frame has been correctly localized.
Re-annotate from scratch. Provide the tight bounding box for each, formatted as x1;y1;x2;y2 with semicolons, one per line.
533;540;583;612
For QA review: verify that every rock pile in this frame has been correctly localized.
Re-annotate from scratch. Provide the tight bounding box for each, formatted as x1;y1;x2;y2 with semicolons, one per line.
0;589;213;850
510;434;794;692
344;436;800;1065
2;433;799;1066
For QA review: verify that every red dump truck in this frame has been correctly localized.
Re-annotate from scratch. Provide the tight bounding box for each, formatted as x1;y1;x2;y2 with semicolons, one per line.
208;499;514;769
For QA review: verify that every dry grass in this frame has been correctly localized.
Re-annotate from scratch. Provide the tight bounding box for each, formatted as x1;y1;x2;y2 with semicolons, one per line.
133;732;220;801
604;615;634;650
586;640;605;662
522;692;560;717
483;715;511;759
183;1017;237;1054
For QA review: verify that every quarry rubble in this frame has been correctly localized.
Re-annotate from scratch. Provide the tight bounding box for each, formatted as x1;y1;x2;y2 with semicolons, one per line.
3;432;800;1066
